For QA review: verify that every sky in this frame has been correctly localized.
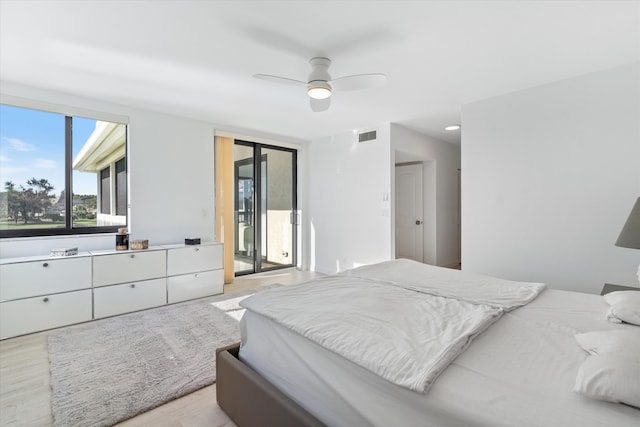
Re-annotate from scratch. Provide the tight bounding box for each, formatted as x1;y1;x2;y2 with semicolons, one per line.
0;105;99;196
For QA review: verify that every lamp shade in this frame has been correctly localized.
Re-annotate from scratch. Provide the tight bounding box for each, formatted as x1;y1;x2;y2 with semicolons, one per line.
308;84;331;100
615;197;640;249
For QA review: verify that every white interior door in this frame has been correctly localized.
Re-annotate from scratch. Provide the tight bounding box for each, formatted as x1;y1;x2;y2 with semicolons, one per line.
395;164;424;262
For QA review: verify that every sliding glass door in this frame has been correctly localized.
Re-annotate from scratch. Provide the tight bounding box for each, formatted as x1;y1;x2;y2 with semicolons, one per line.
233;141;296;275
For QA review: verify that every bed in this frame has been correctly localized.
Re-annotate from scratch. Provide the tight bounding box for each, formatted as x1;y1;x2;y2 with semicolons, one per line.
216;259;640;427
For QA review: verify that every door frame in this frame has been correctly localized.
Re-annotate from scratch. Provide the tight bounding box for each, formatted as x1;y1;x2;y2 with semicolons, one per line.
234;140;297;276
395;162;424;263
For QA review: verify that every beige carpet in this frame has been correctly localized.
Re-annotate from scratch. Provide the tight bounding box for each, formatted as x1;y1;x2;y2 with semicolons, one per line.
47;287;265;427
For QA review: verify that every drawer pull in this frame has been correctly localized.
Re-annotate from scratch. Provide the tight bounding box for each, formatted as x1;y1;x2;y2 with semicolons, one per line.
195;273;199;278
130;284;136;289
130;254;135;259
43;297;50;303
43;262;49;267
194;247;200;252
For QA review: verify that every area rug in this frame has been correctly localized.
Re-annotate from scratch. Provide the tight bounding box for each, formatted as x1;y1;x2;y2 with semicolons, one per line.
48;286;275;427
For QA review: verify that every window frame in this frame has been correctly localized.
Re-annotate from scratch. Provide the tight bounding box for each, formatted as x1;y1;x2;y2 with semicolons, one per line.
0;99;129;239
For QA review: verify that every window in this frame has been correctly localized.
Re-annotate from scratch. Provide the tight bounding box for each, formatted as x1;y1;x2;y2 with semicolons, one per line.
0;104;127;237
115;158;126;216
100;167;111;215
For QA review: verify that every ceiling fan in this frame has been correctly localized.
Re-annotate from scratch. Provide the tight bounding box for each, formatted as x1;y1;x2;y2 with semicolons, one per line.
253;57;387;112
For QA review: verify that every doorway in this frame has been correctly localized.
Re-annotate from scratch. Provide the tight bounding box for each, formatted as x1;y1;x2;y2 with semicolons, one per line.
395;163;424;262
233;141;297;275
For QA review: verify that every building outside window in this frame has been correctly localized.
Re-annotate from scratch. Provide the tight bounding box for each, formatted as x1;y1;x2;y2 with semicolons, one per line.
73;120;127;227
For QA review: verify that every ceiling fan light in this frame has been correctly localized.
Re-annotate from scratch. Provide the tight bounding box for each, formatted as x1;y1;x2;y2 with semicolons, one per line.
308;82;332;99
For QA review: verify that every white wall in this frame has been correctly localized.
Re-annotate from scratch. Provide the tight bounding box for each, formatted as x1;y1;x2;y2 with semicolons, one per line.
391;124;461;267
462;63;640;293
305;124;392;274
0;83;216;258
127;111;215;244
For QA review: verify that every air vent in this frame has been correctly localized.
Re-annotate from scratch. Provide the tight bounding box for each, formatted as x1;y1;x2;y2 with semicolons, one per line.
358;130;377;143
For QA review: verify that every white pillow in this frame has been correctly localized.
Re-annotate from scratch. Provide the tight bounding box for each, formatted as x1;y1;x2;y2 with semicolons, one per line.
573;353;640;408
604;291;640;326
575;330;640;355
573;329;640;408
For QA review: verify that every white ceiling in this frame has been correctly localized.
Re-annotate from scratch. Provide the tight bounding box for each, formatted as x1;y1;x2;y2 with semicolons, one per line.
1;1;639;145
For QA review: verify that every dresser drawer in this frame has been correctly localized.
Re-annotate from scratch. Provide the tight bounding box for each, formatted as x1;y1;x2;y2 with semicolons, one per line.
0;289;92;339
166;244;223;276
0;256;92;301
93;278;167;318
167;269;224;303
92;250;166;287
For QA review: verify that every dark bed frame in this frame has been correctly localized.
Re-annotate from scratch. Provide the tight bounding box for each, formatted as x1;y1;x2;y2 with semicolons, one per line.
216;343;327;427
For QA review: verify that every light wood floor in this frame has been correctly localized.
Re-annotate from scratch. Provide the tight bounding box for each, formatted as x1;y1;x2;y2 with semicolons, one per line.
0;268;322;427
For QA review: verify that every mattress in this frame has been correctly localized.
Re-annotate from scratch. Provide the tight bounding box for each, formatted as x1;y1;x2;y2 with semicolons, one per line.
239;288;640;427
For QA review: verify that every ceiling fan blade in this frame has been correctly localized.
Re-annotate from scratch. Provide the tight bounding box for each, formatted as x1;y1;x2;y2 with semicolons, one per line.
310;97;331;112
330;73;387;91
253;74;308;87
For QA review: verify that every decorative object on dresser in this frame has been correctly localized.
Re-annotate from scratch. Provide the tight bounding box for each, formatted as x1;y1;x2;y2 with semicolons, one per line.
48;285;267;427
0;242;224;340
115;228;129;251
185;237;201;245
129;239;149;250
615;196;640;284
49;247;79;257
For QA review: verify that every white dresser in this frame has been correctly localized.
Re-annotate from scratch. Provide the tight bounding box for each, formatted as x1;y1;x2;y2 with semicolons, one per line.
91;247;168;319
0;242;225;339
165;243;224;303
0;254;93;340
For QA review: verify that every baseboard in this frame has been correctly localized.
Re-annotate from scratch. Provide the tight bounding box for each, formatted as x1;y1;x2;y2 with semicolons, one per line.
442;260;462;270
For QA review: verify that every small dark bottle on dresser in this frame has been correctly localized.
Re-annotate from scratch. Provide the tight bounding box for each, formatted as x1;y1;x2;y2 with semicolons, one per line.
116;228;129;250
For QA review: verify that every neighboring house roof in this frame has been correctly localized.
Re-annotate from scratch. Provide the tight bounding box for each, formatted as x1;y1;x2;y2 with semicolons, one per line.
46;204;65;214
73;121;126;172
45;198;88;215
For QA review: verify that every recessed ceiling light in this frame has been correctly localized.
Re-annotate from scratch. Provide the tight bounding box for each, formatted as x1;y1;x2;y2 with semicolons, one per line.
445;124;461;131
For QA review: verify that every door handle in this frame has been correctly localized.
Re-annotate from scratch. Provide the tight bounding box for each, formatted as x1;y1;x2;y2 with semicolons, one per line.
415;220;423;225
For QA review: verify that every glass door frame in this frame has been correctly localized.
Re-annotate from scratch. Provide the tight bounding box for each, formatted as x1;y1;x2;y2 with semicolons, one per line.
234;140;297;276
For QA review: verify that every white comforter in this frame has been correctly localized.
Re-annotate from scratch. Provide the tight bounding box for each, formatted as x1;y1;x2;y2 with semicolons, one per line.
240;259;545;392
